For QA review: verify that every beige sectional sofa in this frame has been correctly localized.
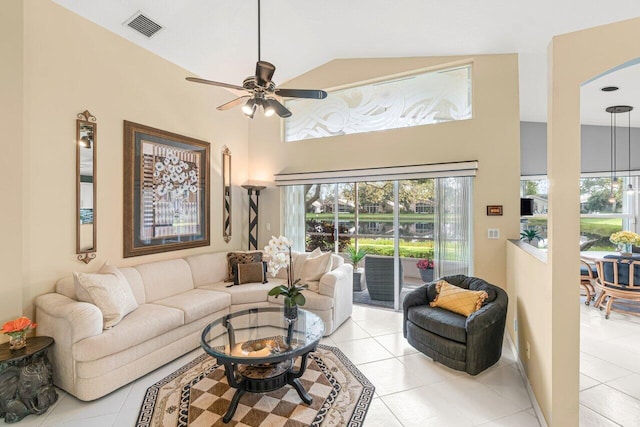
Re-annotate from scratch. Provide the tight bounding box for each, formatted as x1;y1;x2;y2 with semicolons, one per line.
34;250;352;401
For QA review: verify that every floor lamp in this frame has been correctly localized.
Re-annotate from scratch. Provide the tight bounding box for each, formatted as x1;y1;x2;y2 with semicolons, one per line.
242;184;266;250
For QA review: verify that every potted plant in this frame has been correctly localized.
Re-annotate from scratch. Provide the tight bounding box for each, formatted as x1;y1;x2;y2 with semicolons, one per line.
520;227;543;245
416;258;435;282
344;245;369;291
264;236;308;320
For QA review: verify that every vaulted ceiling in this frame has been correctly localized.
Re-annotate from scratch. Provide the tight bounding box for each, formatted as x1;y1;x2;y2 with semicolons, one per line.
53;0;640;125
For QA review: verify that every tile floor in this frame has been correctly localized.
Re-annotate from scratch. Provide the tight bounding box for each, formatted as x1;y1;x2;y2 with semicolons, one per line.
579;300;640;426
17;304;545;426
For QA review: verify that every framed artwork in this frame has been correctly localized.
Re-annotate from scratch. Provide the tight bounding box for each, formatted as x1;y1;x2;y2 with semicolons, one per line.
486;205;503;216
123;121;210;257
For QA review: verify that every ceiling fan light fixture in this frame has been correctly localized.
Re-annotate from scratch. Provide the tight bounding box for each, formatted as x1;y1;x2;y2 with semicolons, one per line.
263;99;276;117
185;0;326;118
242;98;257;116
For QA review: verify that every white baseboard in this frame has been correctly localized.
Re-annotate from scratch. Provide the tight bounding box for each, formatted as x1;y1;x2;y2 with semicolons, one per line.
505;333;548;427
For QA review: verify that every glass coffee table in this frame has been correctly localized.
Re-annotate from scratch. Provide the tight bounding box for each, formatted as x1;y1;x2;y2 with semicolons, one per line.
200;307;325;423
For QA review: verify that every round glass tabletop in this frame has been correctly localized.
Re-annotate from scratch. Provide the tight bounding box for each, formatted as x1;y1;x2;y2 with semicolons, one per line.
200;307;325;364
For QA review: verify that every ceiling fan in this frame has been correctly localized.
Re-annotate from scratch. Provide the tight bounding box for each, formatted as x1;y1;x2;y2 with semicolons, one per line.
185;0;327;118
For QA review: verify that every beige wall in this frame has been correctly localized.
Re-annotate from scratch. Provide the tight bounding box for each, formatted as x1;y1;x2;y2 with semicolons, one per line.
507;17;640;426
248;55;521;288
3;0;250;325
0;0;25;343
506;241;552;421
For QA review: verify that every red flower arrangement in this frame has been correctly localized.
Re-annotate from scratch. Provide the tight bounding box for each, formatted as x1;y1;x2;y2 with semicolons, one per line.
416;259;434;270
1;316;37;338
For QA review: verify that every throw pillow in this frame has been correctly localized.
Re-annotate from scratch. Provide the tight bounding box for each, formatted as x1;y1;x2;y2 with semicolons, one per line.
234;262;268;285
429;280;488;317
300;248;332;292
73;263;138;329
226;251;262;282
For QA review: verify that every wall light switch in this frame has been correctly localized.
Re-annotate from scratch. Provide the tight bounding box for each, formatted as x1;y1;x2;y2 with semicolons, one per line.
488;228;500;239
266;223;271;231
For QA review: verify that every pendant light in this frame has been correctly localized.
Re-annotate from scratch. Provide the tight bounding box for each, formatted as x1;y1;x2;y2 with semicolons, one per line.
626;106;635;195
606;105;633;203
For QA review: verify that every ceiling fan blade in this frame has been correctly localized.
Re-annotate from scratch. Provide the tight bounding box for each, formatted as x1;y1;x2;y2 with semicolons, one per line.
256;61;276;86
217;96;250;111
275;88;328;99
186;77;245;91
266;99;292;118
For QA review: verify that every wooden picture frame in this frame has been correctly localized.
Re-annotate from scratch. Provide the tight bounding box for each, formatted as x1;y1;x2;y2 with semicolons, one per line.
123;121;210;257
486;205;503;216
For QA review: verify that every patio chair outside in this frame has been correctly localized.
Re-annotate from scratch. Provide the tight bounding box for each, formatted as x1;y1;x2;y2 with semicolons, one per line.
365;255;403;301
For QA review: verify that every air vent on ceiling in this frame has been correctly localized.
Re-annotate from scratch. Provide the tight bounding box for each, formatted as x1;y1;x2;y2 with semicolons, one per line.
124;12;163;38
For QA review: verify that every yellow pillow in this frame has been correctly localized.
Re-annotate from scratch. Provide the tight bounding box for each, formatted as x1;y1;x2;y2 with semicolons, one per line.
430;280;488;317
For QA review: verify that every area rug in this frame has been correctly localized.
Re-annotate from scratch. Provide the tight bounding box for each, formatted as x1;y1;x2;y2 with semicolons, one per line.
136;344;374;427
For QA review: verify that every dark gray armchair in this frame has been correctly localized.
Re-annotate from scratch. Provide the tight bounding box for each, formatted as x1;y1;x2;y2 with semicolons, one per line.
403;275;508;375
365;255;403;301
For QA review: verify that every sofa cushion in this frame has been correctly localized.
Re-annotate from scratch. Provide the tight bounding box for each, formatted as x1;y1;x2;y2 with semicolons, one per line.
268;290;333;311
135;259;195;303
185;252;229;287
430;280;488;317
407;322;466;363
118;267;146;305
153;289;231;324
234;262;268;285
407;305;467;344
73;303;184;361
200;282;272;306
73;263;138;329
226;251;263;282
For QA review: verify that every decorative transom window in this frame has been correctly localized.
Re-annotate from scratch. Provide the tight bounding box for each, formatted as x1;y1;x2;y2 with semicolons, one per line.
284;64;472;142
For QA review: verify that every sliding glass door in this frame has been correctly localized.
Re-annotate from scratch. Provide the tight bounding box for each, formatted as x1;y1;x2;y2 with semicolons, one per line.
289;177;473;310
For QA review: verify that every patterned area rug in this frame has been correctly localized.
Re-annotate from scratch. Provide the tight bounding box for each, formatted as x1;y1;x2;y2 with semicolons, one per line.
136;344;374;427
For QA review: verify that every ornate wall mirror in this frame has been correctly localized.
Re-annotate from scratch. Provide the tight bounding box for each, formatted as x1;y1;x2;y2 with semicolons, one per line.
222;146;232;243
77;110;97;263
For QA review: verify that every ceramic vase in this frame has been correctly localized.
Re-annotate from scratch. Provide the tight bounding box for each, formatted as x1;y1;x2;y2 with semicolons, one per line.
8;331;27;350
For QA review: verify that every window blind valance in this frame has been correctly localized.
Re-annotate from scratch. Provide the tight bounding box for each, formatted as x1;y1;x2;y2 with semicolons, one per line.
274;161;478;186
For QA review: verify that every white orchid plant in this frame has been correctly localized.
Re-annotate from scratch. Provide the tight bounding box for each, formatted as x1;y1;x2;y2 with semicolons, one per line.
264;235;307;308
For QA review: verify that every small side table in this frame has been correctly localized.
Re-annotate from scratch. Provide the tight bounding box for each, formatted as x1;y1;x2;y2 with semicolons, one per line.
0;336;58;424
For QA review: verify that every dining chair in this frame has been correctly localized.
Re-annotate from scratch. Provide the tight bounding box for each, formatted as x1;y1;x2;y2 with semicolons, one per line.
594;256;640;319
580;258;597;305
